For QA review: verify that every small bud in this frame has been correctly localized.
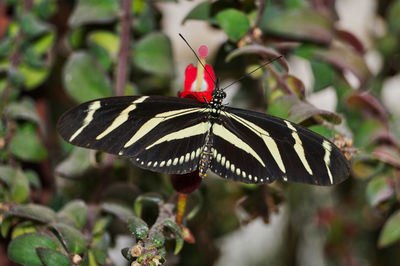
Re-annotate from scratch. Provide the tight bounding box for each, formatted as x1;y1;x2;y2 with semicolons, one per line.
152;258;161;265
131;244;143;257
253;27;262;39
72;254;82;264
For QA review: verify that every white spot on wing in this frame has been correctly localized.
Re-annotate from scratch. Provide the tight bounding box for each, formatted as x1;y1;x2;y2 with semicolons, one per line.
173;157;178;166
196;148;201;157
216;153;221;162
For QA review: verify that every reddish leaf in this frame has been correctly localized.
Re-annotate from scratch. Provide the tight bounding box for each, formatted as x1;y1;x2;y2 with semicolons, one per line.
315;43;370;88
285;95;342;125
261;9;334;45
226;45;288;72
336;29;365;54
346;91;388;121
373;146;400;168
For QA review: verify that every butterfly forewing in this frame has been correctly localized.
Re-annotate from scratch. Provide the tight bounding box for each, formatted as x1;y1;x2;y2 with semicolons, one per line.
214;106;350;185
57;96;210;174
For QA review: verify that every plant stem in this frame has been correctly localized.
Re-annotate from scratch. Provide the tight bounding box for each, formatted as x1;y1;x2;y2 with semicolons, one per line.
115;0;132;96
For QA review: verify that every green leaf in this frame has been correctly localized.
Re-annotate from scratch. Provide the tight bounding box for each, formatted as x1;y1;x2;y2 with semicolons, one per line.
55;147;91;178
63;52;112;103
353;119;382;148
51;223;87;254
88;31;120;59
32;32;56;55
8;233;58;265
127;216;149;238
18;63;49;89
133;33;174;76
92;216;112;236
379;210;400;248
91;232;110;264
182;1;211;24
20;13;51;38
11;169;29;203
57;200;88;229
267;95;294;119
163;219;183;254
149;230;165;247
9;126;47;162
0;165;15;186
366;176;394;207
36;248;71;266
69;0;119;27
32;0;58;19
216;9;250;42
1;217;12;238
0;37;12;57
25;170;41;189
388;0;400;33
121;247;133;261
134;193;163;217
4;204;56;224
311;60;335;92
5;98;41;125
134;3;156;34
101;202;135;222
11;221;37;239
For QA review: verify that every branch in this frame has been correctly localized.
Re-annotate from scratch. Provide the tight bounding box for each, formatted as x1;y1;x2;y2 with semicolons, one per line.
115;0;132;96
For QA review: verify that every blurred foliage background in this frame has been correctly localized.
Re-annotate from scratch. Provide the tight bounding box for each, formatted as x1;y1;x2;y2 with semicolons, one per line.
1;0;400;265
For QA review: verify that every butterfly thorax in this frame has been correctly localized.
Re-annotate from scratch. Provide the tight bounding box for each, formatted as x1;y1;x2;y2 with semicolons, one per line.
208;88;226;120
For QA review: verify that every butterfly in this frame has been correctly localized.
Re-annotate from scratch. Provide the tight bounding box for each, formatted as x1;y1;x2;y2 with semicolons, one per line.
57;80;350;186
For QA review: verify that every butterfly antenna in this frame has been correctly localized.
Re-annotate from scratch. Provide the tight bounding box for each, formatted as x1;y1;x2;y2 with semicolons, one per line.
179;33;217;88
221;56;283;90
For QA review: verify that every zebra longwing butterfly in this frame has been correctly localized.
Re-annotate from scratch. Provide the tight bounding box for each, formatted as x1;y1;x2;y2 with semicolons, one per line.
57;82;350;186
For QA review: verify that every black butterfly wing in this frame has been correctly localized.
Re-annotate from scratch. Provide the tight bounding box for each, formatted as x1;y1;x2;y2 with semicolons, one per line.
209;107;350;186
57;96;210;174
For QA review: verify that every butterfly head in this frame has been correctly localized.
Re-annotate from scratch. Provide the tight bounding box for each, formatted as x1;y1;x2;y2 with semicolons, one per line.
211;79;226;102
211;88;226;103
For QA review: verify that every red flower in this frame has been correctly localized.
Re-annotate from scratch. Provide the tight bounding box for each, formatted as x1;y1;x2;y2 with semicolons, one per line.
178;45;215;102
